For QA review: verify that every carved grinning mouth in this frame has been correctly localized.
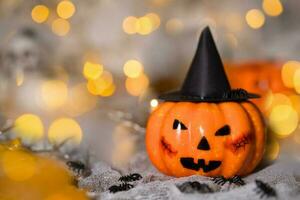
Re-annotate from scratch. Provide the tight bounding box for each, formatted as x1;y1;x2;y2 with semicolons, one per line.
160;137;178;156
180;157;221;172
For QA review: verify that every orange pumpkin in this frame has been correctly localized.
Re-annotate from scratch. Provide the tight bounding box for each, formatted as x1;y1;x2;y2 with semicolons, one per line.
146;101;265;178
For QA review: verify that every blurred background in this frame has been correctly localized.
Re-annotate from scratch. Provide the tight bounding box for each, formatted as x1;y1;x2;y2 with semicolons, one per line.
0;0;299;169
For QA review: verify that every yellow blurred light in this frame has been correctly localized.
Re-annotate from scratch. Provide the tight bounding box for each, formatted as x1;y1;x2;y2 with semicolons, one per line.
16;69;24;86
98;83;116;97
150;99;158;108
282;61;300;88
123;59;144;78
13;114;44;143
122;16;138;34
293;69;300;94
83;51;101;63
64;83;97;117
51;18;70;36
146;13;161;30
262;0;283;17
263;92;291;114
44;186;88;200
31;5;49;23
125;73;149;96
137;16;153;35
87;70;113;95
265;138;280;161
269;105;298;138
2;150;37;181
245;9;265;29
41;80;68;110
165;18;183;34
57;0;76;19
289;94;300;117
83;61;103;80
48;118;82;146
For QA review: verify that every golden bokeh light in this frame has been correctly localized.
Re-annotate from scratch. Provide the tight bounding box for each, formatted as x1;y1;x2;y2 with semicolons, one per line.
265;138;280;161
41;80;68;110
48;118;82;146
64;83;98;117
269;105;298;138
87;70;113;95
263;92;292;114
125;73;149;96
13;114;44;143
51;18;70;36
123;59;144;78
57;0;76;19
31;5;49;23
165;18;183;34
293;69;300;94
245;9;265;29
83;61;104;80
146;13;161;30
123;16;138;34
98;83;116;97
281;61;300;88
44;186;88;200
289;94;300;117
2;150;37;181
262;0;283;17
137;16;153;35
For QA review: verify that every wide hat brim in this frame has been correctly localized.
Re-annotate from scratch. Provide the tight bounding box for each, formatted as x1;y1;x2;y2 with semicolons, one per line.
159;89;260;102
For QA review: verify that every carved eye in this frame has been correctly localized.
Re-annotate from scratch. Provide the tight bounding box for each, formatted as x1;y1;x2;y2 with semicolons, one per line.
173;119;188;130
215;125;230;136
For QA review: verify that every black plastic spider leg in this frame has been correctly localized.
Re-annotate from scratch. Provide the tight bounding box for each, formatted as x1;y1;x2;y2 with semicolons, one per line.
212;176;227;186
230;175;245;186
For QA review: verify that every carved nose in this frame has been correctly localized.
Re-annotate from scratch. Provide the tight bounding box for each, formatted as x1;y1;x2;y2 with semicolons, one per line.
197;136;210;150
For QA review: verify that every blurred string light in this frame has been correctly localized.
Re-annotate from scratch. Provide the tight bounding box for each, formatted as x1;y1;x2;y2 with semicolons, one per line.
245;9;265;29
83;61;104;80
150;99;159;111
48;118;82;146
293;69;300;94
56;0;76;19
165;18;183;34
51;18;70;36
40;80;68;110
13;114;44;143
269;104;298;138
262;0;283;17
289;94;300;117
64;83;97;117
123;13;160;35
31;5;49;23
263;92;291;113
86;70;116;97
2;150;37;181
281;61;300;88
123;59;144;78
125;73;149;96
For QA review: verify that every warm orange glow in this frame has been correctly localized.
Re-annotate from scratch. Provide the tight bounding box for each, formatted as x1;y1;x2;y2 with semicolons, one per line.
262;0;283;17
123;59;144;78
293;69;300;93
123;16;138;34
281;61;300;88
146;13;161;30
52;18;70;36
57;0;76;19
87;70;113;95
125;73;149;96
13;114;44;143
83;61;103;80
48;118;82;146
41;80;68;110
31;5;49;23
2;150;37;181
98;83;116;97
137;16;152;35
245;9;265;29
64;83;98;116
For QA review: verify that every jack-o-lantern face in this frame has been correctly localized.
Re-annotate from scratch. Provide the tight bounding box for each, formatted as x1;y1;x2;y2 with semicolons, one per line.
146;101;265;178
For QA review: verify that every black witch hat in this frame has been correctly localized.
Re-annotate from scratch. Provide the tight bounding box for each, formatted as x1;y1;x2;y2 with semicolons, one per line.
159;27;259;102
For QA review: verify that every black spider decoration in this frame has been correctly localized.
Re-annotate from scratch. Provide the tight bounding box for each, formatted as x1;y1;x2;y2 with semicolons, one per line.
177;181;213;193
212;175;245;186
109;183;134;193
254;180;277;199
66;160;91;177
119;173;142;182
